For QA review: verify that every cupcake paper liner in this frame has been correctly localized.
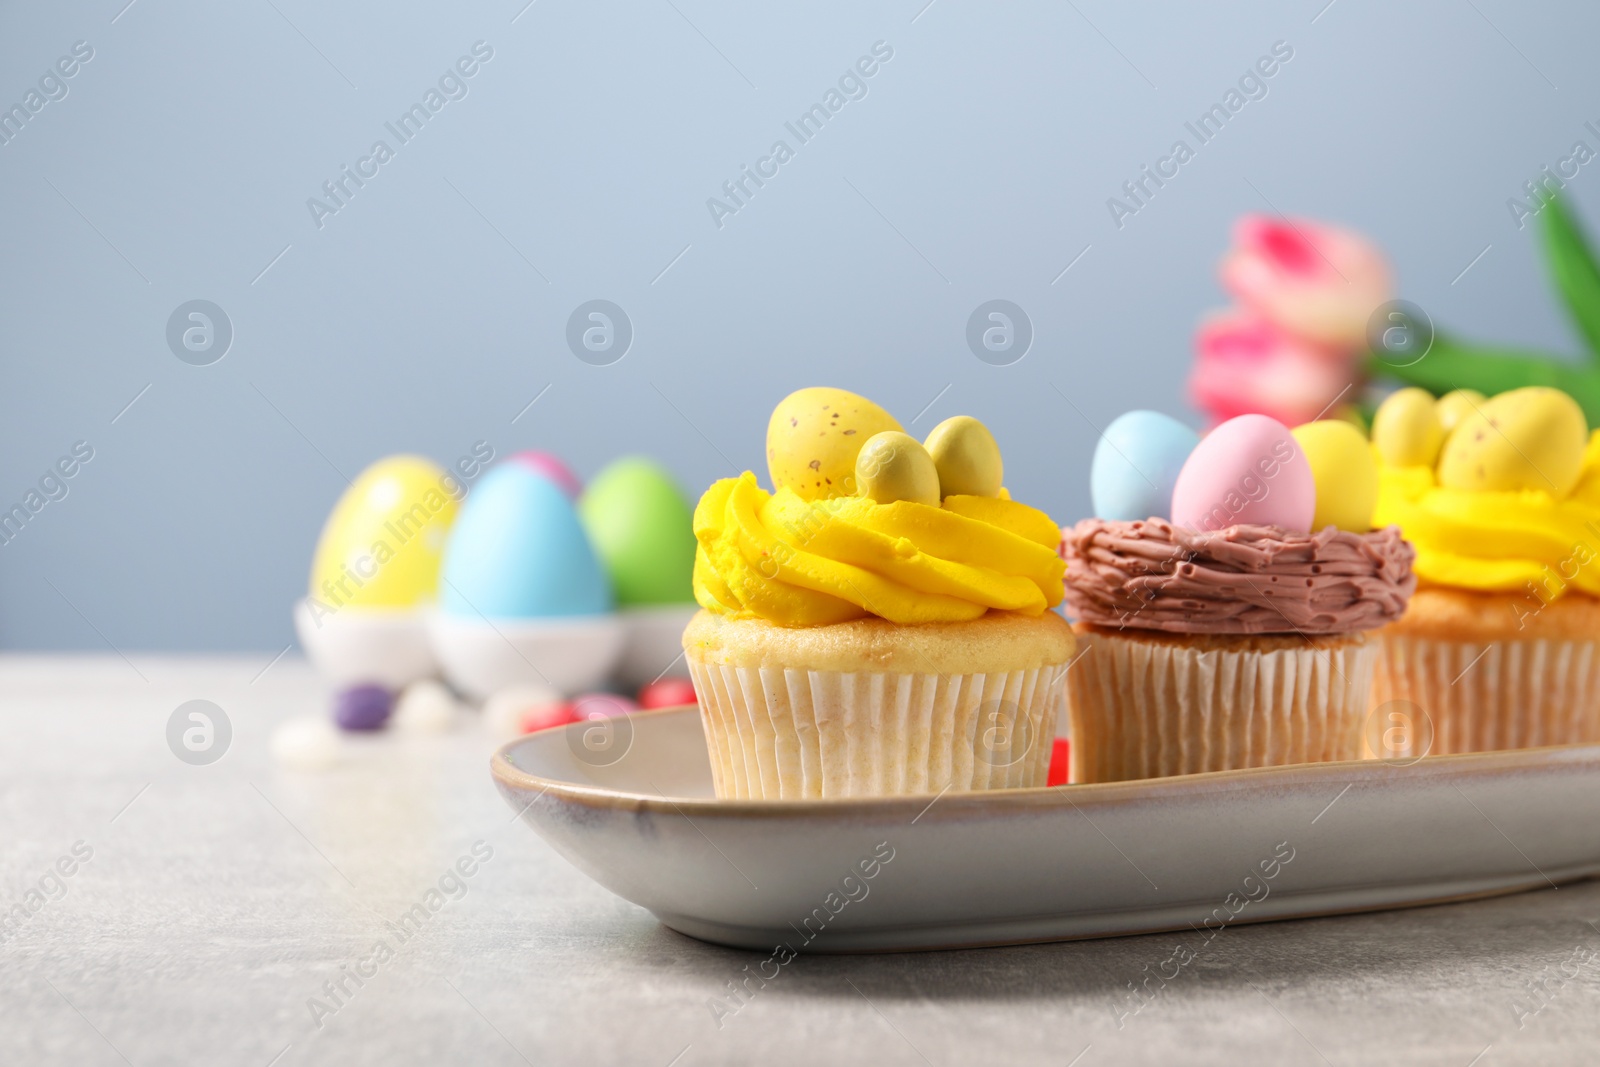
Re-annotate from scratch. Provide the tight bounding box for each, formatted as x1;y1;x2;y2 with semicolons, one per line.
687;661;1065;799
1066;631;1377;784
1370;634;1600;757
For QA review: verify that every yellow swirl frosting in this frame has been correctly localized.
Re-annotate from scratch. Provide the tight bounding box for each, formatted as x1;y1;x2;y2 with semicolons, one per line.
692;472;1066;626
1373;430;1600;597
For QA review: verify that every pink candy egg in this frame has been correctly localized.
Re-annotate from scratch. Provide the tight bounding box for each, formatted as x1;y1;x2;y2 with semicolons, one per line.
508;451;582;500
1170;414;1315;533
571;692;639;721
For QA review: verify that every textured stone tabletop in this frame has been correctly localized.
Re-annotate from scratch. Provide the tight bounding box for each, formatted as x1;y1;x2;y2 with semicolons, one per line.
2;655;1597;1066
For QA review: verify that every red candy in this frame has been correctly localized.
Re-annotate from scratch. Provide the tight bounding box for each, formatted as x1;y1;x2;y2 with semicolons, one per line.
636;677;698;710
519;700;577;734
1046;738;1071;787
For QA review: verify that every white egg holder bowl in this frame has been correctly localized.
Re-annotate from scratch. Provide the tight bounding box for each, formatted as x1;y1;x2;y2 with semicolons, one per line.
295;598;696;701
612;603;697;688
292;599;440;690
427;610;629;700
427;604;697;699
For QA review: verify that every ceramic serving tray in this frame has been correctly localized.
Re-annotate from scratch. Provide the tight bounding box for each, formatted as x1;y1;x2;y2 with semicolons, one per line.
491;707;1600;952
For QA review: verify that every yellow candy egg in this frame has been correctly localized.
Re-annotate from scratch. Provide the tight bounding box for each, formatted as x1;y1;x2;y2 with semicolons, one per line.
924;416;1003;498
1435;389;1485;434
1372;387;1444;468
1438;387;1588;498
767;387;902;500
310;456;458;609
1291;420;1379;532
855;432;941;506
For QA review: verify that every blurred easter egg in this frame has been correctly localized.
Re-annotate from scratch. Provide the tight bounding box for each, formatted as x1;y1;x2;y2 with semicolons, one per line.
509;451;582;499
1434;389;1485;435
440;463;612;618
309;456;457;609
1372;388;1444;468
767;387;902;500
1171;414;1314;533
1090;411;1200;521
1291;420;1379;532
1438;387;1587;497
334;684;393;731
579;457;696;606
637;677;697;709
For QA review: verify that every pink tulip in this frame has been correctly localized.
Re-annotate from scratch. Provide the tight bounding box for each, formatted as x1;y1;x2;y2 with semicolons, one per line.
1190;309;1354;428
1220;215;1392;349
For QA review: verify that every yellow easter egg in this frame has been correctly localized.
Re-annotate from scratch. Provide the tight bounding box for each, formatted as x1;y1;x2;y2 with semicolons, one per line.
1435;389;1484;434
856;431;941;506
1438;387;1588;497
767;387;902;500
310;456;459;609
1371;388;1443;468
924;416;1003;498
1291;420;1379;532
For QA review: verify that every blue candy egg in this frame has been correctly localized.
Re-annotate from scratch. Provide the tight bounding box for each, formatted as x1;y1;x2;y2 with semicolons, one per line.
1090;410;1201;522
440;463;613;618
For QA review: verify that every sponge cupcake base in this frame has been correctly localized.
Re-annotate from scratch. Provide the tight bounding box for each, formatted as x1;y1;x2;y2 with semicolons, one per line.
1066;624;1378;784
1370;588;1600;756
683;610;1074;799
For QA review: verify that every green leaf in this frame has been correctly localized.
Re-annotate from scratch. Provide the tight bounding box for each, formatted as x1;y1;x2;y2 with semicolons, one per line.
1538;191;1600;361
1369;335;1600;425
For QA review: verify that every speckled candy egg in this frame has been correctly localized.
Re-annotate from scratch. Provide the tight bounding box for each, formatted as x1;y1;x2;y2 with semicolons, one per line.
1438;387;1588;498
1090;410;1200;522
767;388;902;500
1170;414;1315;533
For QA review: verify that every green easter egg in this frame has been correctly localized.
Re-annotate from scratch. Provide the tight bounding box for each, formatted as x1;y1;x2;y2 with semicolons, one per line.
579;457;697;605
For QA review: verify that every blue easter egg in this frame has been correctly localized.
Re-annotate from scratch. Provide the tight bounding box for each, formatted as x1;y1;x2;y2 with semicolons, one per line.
440;464;613;618
1090;411;1201;522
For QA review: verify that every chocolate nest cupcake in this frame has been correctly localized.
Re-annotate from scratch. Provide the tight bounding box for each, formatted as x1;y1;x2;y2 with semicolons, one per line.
1063;411;1417;784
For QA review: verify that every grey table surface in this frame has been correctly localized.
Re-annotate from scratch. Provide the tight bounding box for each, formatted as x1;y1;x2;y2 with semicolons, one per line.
3;654;1599;1067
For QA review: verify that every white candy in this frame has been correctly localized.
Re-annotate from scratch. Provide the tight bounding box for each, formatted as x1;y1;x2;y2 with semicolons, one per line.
392;679;459;734
482;683;563;738
270;716;342;770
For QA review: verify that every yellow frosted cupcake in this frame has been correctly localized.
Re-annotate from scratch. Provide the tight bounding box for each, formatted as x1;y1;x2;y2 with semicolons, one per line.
684;388;1073;799
1370;386;1600;755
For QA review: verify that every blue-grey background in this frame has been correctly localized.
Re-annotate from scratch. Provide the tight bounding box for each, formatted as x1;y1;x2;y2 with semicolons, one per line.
2;0;1597;651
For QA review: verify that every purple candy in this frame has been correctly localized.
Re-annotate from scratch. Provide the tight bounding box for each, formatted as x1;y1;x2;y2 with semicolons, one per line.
334;684;394;731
